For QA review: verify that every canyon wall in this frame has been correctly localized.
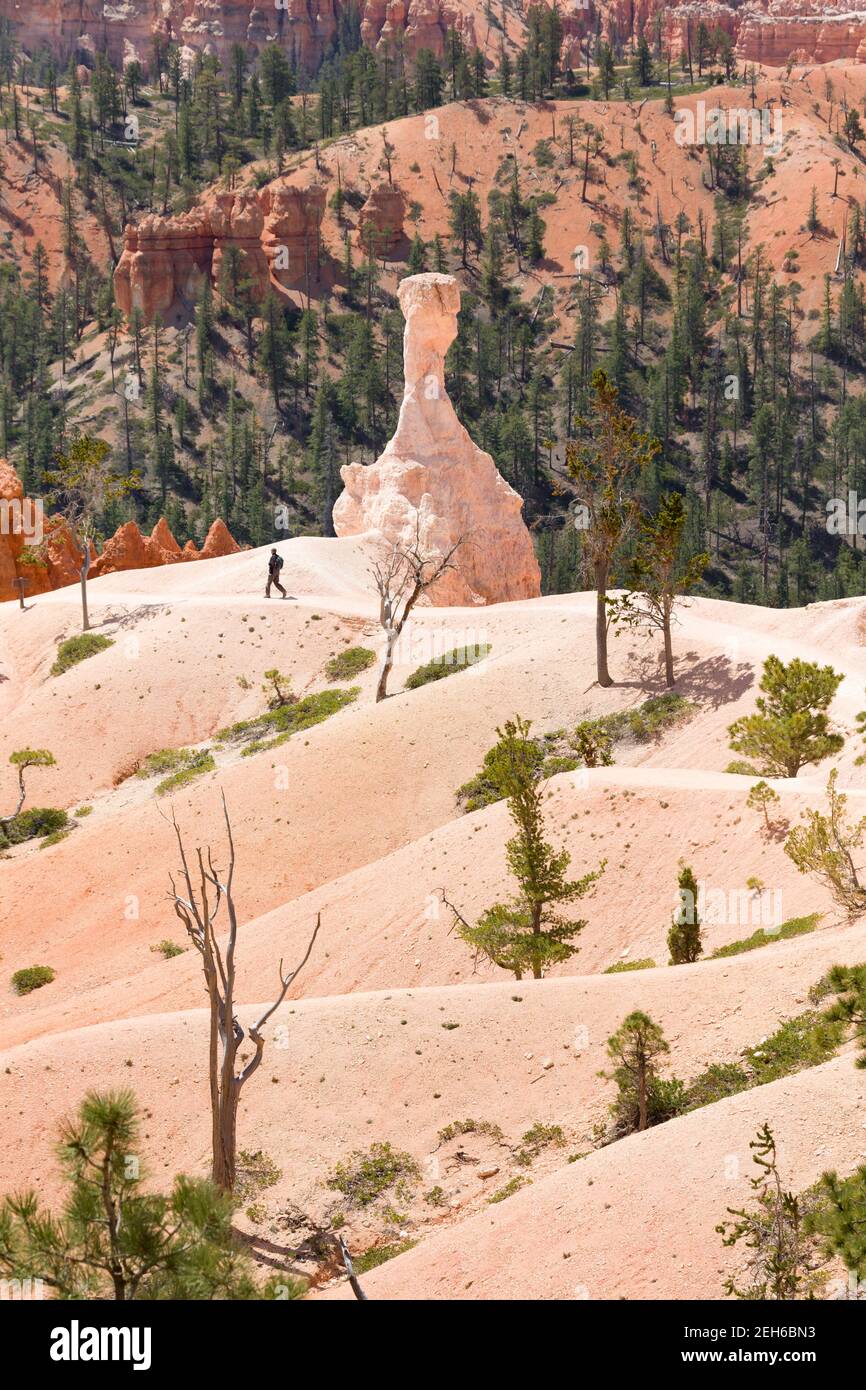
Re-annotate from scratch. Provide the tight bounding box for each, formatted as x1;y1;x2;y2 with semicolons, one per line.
114;180;327;322
0;0;479;72
6;0;866;73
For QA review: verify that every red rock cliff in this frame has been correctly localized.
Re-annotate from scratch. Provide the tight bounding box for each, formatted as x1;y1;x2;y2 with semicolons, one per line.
0;461;240;603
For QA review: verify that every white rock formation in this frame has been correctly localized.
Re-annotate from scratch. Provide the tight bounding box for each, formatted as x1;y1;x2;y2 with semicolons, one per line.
332;273;541;606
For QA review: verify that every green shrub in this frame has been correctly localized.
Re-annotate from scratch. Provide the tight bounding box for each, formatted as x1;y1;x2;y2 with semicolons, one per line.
217;687;358;756
457;693;694;811
75;805;93;817
51;633;113;676
0;807;69;848
743;1011;845;1084
353;1239;417;1274
488;1176;529;1204
438;1117;504;1144
136;748;202;779
151;939;185;959
12;965;55;995
514;1122;565;1165
325;647;375;681
327;1142;419;1207
710;913;821;959
604;957;656;973
38;829;72;848
404;644;492;690
684;1062;751;1109
133;745;215;794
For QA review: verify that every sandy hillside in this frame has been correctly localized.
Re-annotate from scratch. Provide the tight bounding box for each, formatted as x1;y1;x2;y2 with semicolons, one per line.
2;536;866;1297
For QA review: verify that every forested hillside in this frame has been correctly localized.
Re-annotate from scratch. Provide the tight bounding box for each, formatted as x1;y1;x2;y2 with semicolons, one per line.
3;11;866;604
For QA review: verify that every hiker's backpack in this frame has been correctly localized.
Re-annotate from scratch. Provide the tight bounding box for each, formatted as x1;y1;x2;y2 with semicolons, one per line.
272;554;284;571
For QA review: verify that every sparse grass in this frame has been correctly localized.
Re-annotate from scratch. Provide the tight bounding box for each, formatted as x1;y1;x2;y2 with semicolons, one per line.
325;646;375;681
710;914;821;959
216;687;359;756
604;957;656;973
12;965;55;995
75;805;93;817
327;1142;420;1208
235;1149;282;1204
404;644;492;690
423;1186;447;1206
438;1117;504;1144
458;694;694;810
488;1176;529;1204
51;632;113;676
353;1239;417;1274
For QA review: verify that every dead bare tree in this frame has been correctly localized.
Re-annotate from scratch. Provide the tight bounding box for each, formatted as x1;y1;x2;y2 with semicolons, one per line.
370;527;463;702
168;794;320;1192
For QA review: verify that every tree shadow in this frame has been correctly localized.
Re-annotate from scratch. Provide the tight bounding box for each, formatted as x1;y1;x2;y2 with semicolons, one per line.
616;649;755;710
92;603;172;631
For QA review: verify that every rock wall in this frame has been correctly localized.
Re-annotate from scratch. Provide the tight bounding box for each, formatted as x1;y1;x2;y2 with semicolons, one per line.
0;460;240;603
357;184;406;253
0;0;475;72
333;273;541;607
114;182;324;322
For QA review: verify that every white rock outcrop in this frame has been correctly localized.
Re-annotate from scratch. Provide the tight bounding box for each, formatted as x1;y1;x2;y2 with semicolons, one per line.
332;273;541;606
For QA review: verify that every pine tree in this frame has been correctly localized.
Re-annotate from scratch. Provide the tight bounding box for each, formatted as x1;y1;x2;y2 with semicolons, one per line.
728;655;844;777
450;716;604;979
668;863;703;963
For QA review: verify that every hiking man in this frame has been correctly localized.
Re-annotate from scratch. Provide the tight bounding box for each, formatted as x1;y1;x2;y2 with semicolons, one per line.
266;548;287;598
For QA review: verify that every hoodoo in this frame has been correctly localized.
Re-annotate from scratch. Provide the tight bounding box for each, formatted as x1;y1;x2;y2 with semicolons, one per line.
332;273;541;606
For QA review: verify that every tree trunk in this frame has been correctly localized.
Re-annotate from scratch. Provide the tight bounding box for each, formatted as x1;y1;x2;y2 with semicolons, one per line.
638;1064;648;1131
79;538;91;632
376;625;398;702
595;571;612;687
663;605;675;687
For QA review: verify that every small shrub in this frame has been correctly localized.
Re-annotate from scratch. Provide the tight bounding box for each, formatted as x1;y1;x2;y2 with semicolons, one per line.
514;1122;565;1165
353;1239;417;1274
457;694;693;810
38;829;72;848
424;1186;447;1206
217;687;358;755
0;807;69;848
404;644;492;690
685;1062;751;1109
325;646;375;681
75;805;93;817
151;939;185;959
488;1176;529;1204
438;1117;504;1144
136;747;206;779
710;913;821;959
12;965;55;995
604;957;656;973
51;633;113;676
327;1142;419;1207
743;1010;845;1084
154;751;215;796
